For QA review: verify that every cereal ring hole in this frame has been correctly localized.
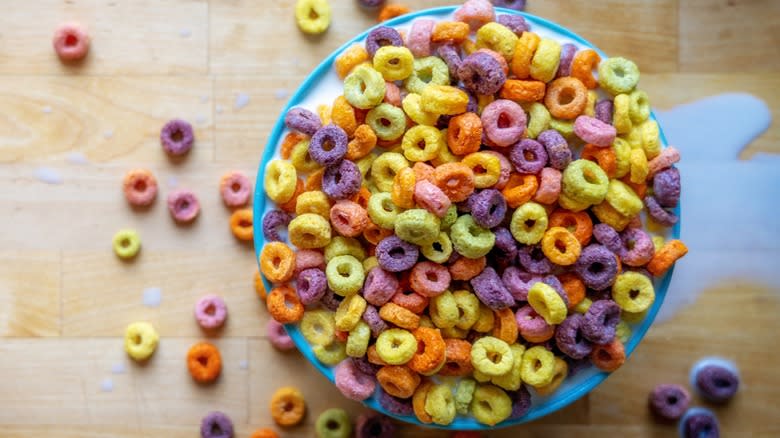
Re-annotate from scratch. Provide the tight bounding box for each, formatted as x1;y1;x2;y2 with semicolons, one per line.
426;272;438;282
667;395;679;405
133;180;147;193
597;349;612;362
612;66;626;78
473;164;487;175
588;262;604;273
326;420;339;430
308;8;319;20
176;199;190;211
524;218;536;229
478;400;493;412
381;197;395;212
238;218;252;228
533;359;543;371
629;289;640;299
583;169;600;184
197;355;209;367
170;129;184;143
488;351;504;364
133;334;142;344
555;239;567;252
557;88;575;105
120;238;131;248
231;182;241;192
715;378;732;388
65;33;79;46
205;304;216;316
497;113;511;129
210;423;223;435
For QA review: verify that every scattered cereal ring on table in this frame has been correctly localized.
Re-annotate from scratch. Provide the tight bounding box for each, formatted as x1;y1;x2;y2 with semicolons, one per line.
229;208;254;241
194;294;228;330
355;412;396;438
160;119;194;156
52;22;90;62
295;0;331;34
689;357;740;403
220;171;252;207
112;228;141;260
122;169;157;207
167;188;200;223
251;429;279;438
678;407;720;438
187;342;222;383
270;386;306;427
316;408;352;438
124;321;158;361
200;411;233;438
648;383;691;421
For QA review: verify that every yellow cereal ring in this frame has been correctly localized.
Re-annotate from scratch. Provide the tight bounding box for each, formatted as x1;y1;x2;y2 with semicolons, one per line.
612;137;632;179
549;117;575;140
592;200;632;231
373;46;414;81
461;152;501;188
295;0;331;34
295;190;331;218
525;102;551;139
557;190;591;212
290;140;322;173
313;341;347;366
605;179;643;217
421;85;469;116
124;321;159;361
332;95;358;137
613;93;633;135
528;282;568;325
629;148;649;184
376;328;418;365
475;22;519;62
346;320;371;357
529;39;562;83
265;159;298;204
584;90;598;117
113;229;141;260
639;119;661;159
371;152;410;192
288;213;332;249
520;345;555;387
334;293;367;331
300;309;336;346
534;357;569;396
453;290;481;330
470;336;514;377
561;159;609;205
367;192;402;230
573;297;593;314
425;383;457;426
327;255;365;296
612;271;655;313
470;384;512;426
472;303;495;333
490;343;525;392
324;236;366;262
430;290;459;329
402;93;440;126
510;201;548;245
629;89;650;124
402;125;445;162
344;64;386;109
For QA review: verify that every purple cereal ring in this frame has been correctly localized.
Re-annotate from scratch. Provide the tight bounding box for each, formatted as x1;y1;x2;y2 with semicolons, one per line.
470;266;515;310
376;236;419;272
517;245;552;275
194;294;228;329
574;115;617;147
582;299;621;345
555;313;594;359
490;227;518;267
644;195;679;227
459;52;507;97
574;244;619;290
284;107;321;136
556;43;577;78
691;358;740;403
355;412;396;438
200;411;234;438
619;228;655;267
357;0;386;7
220;171;252;207
378;389;414;416
365;26;403;58
414;180;452;218
167;188;200;223
362;304;389;337
653;167;681;208
468;189;507;229
516;304;553;341
592;223;622;254
322;159;362;200
542;275;570;308
320;289;344;311
334;359;376;401
648;383;691;421
497;14;529;35
407;19;435;57
481;99;527;147
267;319;295;351
502;266;539;301
309;124;348;167
295;249;326;275
484;150;512;190
595;99;614;125
509;138;548;174
297;268;328;305
363;267;399;306
508;385;532;419
262;210;292;242
491;0;526;11
352;355;381;376
454;0;496;30
160;119;195;156
680;408;720;438
537;129;572;170
437;44;463;79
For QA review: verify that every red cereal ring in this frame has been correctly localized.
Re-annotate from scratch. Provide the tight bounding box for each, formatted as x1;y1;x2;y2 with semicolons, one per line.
220;171;253;207
377;365;421;398
266;284;304;323
438;338;474;377
433;162;476;202
548;209;593;246
329;200;369;237
447;112;483;156
591;339;626;372
391;290;430;314
52;22;90;62
408;327;446;375
581;143;617;178
448;255;486;281
123;168;158;207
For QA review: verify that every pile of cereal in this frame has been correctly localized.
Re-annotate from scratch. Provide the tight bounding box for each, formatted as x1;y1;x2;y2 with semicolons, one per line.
259;0;687;427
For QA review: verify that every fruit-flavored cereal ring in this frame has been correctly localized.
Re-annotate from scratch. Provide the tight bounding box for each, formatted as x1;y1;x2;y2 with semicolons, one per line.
325;236;366;262
52;22;91;62
470;336;513;377
438;339;473;377
510;30;539;79
113;229;141;260
468;189;507;229
160;119;194;156
187;342;222;383
653;167;681;208
502;173;538;208
501;267;538;301
404;56;451;95
295;0;330;34
647;145;680;178
573;115;617;147
300;309;336;346
379;302;421;330
526;102;551;139
424;383;457;425
414;180;451;219
480;99;526;147
124;321;158;361
431;21;470;44
520;345;555;387
270;386;306;427
544;77;587;120
548;208;592;246
475;22;518;62
296;267;328;305
491;307;519;344
509;201;548;244
200;411;233;438
557;272;586;309
612;271;655;314
619;227;655;266
500;79;546;103
561;159;609;205
527;282;568;325
268;319;295;351
372;45;414;82
322;160;362;201
165;188;200;223
454;0;496;30
470;384;512;426
590;338;625;372
447;112;483;156
316;408;353;438
265;159;298;204
458;51;507;96
448;254;487;281
575;242;620;289
355;412;397;438
598;57;640;95
267;285;305;324
395;208;441;246
691;358;740;403
541;226;582;266
461;152;500;189
376;328;418;365
569;49;601;89
194;294;228;330
536;129;572;170
429;290;459;328
581;143;617;178
329;200;369;237
344;64;387;110
408;261;450;297
335;294;368;332
517;245;552;275
228;208;253;241
376;235;419;272
326;255;365;297
260;242;296;284
529;38;561;83
401;125;444;163
123;169;158;207
594;98;614;125
335;359;376;401
450;214;496;259
336;44;370;79
421;84;469;115
554;313;593;359
612;93;633;135
285;107;322;137
647;239;688;277
219;171;252;207
648;383;691;421
433;162;476;203
408;327;447;375
405;18;435;56
582;299;621;345
534;356;568;396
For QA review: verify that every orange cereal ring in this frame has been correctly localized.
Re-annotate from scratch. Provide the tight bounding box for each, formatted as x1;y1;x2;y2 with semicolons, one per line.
122;168;158;207
278;178;304;213
251;429;278;438
408;327;446;375
260;242;296;283
581;143;617;178
352;186;372;209
391;290;430;314
334;329;349;343
254;269;267;301
499;79;546;103
557;272;585;309
391;167;416;209
187;342;222;383
591;339;626;372
619;175;647;199
305;168;325;192
335;44;369;79
502;173;539;208
431;21;470;44
412;161;435;183
541;226;582;266
377;365;421;398
280;132;307;160
448;256;486;281
368;344;390;366
439;338;474;377
364;219;394;245
570;49;601;89
544;77;588;120
380;302;421;330
266;284;304;323
433;162;476;203
412;380;434;423
647;240;688;277
378;4;411;22
230;208;254;241
510;31;540;79
329;200;369;237
346;124;378;161
270;386;306;427
548;209;593;246
447;112;483;156
331;95;358;137
492;308;519;345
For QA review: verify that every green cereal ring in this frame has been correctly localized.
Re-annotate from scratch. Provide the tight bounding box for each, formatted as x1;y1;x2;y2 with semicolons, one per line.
453;290;480;330
402;93;440;126
288;213;332;249
557;190;591;213
301;309;336;346
346;320;371;357
597;57;640;96
315;408;352;438
421;232;454;264
373;46;414;81
491;343;526;391
335;294;367;331
425;383;457;426
526;102;551;139
454;378;477;415
344;64;386;109
325;236;366;262
375;328;418;365
430;290;459;329
363;256;379;272
622;308;648;324
549;117;575;140
475;22;518;62
404;56;450;95
395;208;441;246
367;103;407;141
509;202;548;245
520;345;555;387
528;282;568;325
450;214;496;258
367;192;402;230
402;125;445;162
639;119;661;159
473;369;491;383
356;154;375;177
290;139;322;173
471;336;514;377
605;179;643;217
327;255;365;296
440;205;458;230
573;297;593;315
561;159;609;205
113;229;141;259
371;152;410;192
612;137;631;178
612;271;655;313
470;384;512;426
629;89;650;124
615;320;632;344
265;159;298;204
313;341;347;366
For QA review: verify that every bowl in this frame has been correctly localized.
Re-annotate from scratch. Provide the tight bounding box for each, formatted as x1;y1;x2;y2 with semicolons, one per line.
254;6;680;430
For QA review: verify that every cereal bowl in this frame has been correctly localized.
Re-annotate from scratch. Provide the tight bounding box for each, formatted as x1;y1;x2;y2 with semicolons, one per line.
254;6;680;430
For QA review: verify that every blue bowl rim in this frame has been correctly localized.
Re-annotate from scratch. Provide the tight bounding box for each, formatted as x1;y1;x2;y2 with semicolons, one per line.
253;5;679;430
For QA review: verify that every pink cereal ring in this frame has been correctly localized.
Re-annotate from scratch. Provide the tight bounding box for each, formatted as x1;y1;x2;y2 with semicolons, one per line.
384;81;402;107
573;115;617;147
647;146;680;178
267;320;295;351
167;188;200;223
516;305;555;343
294;249;326;275
414;180;452;218
219;171;253;207
407;19;435;58
454;0;496;30
160;119;195;156
122;168;158;207
484;150;512;190
194;294;228;330
481;99;527;147
533;167;562;204
410;261;451;297
475;49;509;76
334;358;376;401
52;23;90;62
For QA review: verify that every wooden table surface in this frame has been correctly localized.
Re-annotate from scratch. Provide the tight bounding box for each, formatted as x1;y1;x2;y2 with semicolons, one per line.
1;0;779;436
